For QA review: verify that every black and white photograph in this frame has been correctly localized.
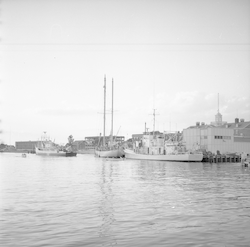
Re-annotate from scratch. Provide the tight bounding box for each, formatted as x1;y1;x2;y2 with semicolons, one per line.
1;0;250;246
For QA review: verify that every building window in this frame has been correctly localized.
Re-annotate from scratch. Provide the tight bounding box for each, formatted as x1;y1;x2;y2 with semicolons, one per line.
215;136;222;139
215;135;231;140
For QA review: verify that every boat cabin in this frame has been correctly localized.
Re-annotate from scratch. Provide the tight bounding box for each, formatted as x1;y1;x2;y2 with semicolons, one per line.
133;133;187;155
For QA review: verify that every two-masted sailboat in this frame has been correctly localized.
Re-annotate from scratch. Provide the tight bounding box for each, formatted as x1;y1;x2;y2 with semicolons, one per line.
95;76;124;158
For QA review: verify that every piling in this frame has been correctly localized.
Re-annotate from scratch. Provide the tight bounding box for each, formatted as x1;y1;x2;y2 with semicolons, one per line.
202;154;241;163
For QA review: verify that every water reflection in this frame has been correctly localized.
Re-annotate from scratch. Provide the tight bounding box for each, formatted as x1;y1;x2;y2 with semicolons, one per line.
98;160;117;246
136;160;168;180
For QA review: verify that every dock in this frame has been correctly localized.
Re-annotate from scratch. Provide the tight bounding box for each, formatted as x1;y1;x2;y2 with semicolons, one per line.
202;154;241;163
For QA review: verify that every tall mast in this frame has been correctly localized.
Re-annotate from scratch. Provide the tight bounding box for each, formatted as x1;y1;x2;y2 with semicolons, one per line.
110;78;114;146
103;75;106;146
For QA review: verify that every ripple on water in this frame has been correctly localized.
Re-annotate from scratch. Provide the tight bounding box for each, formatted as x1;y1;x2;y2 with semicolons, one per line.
1;154;250;246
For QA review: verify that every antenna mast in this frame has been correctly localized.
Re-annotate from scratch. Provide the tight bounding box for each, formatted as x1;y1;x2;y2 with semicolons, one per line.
151;109;159;137
110;78;114;146
103;75;106;146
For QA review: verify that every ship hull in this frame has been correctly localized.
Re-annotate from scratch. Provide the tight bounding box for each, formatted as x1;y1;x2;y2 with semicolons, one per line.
124;149;203;162
35;147;77;157
95;149;124;158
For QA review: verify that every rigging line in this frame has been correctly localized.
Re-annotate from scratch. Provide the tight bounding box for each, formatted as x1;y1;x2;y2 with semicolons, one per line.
3;42;250;46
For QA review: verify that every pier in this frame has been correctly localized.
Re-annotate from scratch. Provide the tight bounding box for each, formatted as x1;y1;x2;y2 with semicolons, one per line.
202;154;241;163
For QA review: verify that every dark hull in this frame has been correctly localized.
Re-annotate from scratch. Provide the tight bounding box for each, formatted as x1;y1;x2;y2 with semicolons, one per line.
66;152;77;157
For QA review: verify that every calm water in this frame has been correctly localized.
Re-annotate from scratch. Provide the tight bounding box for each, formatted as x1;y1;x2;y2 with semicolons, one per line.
0;153;250;247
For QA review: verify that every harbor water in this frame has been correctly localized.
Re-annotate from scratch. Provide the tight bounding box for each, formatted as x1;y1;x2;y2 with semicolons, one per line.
1;153;250;246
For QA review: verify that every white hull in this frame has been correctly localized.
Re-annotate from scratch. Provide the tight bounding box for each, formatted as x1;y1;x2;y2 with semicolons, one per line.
35;147;66;156
95;149;124;158
124;149;203;162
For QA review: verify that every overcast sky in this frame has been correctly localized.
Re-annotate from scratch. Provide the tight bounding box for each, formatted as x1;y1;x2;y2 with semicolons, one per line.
1;0;250;145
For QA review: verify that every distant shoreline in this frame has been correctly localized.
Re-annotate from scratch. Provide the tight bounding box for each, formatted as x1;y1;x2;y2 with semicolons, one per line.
0;150;35;154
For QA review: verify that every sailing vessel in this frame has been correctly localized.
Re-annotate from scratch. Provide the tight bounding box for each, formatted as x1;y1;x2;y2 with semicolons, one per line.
95;77;124;158
124;111;203;162
35;132;77;157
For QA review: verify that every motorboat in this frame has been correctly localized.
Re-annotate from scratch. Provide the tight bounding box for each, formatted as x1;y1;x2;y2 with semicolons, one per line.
35;133;77;157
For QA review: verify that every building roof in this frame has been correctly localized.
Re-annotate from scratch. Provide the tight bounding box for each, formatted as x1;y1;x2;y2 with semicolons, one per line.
222;121;250;129
186;121;250;130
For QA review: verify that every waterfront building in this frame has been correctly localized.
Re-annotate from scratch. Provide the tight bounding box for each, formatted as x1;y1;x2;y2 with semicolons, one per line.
15;141;38;152
183;115;250;154
72;140;95;153
16;140;63;152
0;144;16;152
73;140;86;150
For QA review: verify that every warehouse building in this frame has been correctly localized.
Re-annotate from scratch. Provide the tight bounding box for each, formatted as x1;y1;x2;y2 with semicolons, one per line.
183;110;250;154
15;141;38;152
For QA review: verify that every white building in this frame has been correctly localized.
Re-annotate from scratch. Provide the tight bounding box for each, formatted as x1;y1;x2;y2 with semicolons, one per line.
183;111;250;154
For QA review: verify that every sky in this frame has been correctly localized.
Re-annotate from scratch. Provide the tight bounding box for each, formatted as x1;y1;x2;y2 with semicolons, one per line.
1;0;250;145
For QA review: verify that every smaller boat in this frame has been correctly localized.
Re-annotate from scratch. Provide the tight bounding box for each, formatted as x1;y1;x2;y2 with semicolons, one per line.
241;153;250;167
35;133;77;157
244;160;250;167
